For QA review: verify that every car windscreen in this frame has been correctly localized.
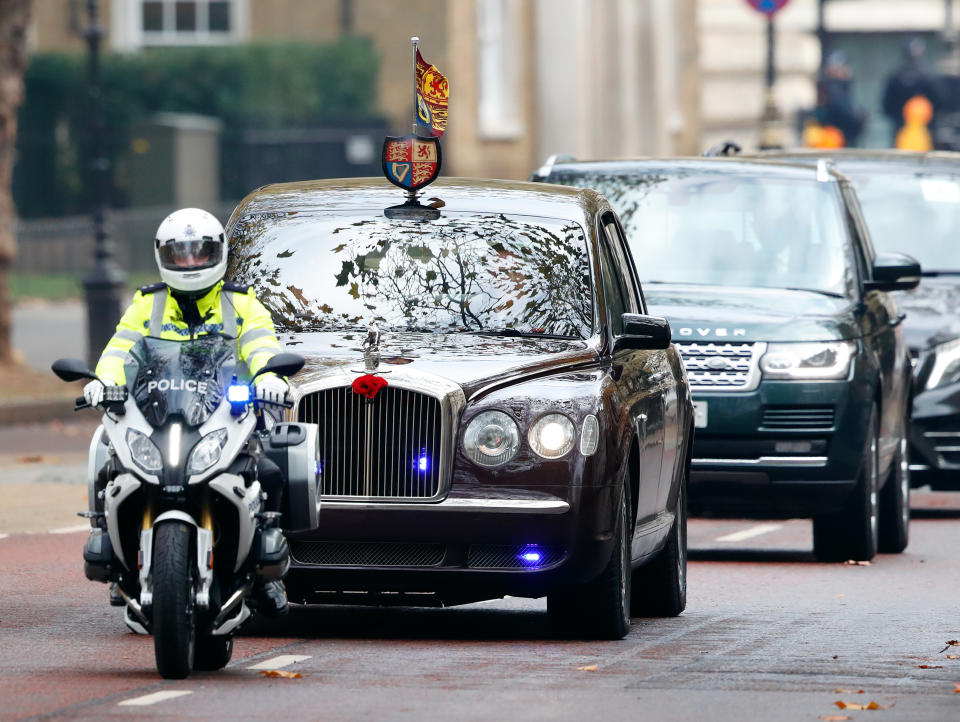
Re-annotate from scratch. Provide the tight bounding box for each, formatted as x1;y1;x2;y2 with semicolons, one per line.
839;166;960;271
227;211;594;338
126;335;237;427
551;171;855;297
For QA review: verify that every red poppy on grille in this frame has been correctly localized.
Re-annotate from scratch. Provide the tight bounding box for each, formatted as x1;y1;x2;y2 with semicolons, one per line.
351;374;388;399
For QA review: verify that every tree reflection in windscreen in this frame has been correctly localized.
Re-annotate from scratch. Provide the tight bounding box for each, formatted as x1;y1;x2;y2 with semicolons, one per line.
553;171;854;297
228;212;592;337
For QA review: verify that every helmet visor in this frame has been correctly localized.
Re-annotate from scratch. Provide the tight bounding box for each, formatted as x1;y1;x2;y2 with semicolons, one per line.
158;239;222;272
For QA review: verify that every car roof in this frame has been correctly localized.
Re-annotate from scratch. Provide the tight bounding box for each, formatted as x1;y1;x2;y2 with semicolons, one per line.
756;147;960;172
539;156;848;182
229;177;609;227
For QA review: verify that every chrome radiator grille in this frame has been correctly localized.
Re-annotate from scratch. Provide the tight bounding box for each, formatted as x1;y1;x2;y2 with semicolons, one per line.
675;341;764;391
297;385;445;500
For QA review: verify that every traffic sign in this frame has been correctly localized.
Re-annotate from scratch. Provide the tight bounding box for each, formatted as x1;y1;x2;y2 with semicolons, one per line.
745;0;791;15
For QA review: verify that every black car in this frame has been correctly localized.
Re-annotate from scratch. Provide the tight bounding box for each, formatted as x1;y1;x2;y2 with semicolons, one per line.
225;177;694;638
535;157;919;561
762;150;960;490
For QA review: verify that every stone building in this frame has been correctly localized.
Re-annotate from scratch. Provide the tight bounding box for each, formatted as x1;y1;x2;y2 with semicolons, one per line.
26;0;701;179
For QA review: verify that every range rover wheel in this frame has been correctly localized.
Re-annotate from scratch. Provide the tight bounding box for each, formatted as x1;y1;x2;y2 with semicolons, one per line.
813;404;879;563
547;484;631;640
631;480;687;617
878;436;910;554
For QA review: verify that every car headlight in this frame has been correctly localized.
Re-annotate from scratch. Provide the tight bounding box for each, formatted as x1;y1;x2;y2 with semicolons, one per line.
760;341;855;380
528;413;576;459
463;410;520;467
187;429;228;475
126;429;162;473
925;338;960;390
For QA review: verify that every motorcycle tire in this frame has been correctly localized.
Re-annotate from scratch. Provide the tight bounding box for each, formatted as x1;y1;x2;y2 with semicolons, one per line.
194;635;233;671
152;522;197;679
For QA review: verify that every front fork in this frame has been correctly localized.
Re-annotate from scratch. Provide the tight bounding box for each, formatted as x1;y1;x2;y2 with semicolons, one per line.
138;491;215;610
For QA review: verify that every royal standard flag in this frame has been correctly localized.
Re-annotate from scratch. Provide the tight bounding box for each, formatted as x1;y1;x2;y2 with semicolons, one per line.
415;49;449;137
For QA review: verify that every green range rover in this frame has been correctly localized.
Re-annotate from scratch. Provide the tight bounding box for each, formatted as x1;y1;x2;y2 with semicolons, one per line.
534;157;919;562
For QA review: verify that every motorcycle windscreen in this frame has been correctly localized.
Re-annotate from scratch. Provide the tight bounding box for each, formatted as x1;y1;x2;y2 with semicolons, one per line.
125;336;238;427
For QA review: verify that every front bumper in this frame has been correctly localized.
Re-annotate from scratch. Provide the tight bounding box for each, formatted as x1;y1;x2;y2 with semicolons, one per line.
909;381;960;488
688;379;870;518
284;485;619;605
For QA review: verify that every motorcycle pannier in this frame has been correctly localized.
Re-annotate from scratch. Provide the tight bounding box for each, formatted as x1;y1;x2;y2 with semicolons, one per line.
262;422;321;531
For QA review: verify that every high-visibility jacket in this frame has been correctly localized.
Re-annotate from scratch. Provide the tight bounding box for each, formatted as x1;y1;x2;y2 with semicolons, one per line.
95;281;283;385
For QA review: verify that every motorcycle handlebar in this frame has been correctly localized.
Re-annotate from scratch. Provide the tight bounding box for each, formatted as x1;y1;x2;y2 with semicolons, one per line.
74;397;90;410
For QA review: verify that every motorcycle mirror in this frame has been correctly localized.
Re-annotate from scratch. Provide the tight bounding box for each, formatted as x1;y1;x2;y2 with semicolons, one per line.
252;352;305;380
51;358;99;383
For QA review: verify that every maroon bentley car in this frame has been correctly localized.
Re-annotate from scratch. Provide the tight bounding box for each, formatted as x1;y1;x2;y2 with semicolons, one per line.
225;178;693;638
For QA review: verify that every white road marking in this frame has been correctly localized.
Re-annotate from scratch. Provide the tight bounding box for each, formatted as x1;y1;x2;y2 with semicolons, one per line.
248;654;312;670
0;534;8;540
118;690;192;706
715;523;782;543
49;524;91;534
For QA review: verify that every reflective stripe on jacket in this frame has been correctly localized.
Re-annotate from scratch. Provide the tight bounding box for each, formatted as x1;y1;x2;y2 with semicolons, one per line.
94;281;283;385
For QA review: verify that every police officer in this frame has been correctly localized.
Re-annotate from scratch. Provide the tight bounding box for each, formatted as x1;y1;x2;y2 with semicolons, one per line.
83;208;291;616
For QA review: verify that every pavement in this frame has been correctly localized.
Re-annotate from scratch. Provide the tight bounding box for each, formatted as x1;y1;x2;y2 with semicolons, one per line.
12;299;87;372
2;301;89;426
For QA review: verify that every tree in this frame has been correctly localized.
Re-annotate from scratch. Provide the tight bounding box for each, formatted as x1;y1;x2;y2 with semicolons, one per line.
0;0;30;364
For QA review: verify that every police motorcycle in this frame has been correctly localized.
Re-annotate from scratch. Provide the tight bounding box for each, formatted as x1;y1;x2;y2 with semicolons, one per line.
52;334;321;679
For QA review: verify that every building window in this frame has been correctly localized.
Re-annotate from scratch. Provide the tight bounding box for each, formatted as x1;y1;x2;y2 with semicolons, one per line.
477;0;523;140
136;0;240;46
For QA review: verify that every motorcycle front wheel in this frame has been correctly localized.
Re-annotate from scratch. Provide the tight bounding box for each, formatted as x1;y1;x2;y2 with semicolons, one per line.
152;522;196;679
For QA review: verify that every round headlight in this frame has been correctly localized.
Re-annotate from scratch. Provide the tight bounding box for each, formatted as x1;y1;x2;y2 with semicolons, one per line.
463;410;520;467
528;413;576;459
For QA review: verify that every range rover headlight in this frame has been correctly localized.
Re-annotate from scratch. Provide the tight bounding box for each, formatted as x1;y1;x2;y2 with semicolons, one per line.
925;338;960;390
187;428;228;475
760;341;855;380
126;429;162;473
463;410;520;467
528;413;576;459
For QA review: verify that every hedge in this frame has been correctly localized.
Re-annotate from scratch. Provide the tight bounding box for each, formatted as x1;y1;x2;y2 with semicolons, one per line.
14;38;383;218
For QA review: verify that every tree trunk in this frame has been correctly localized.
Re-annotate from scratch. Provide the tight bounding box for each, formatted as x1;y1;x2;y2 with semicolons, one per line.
0;0;30;364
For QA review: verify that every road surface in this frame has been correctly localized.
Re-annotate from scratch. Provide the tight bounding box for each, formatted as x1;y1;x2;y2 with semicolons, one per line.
1;421;958;721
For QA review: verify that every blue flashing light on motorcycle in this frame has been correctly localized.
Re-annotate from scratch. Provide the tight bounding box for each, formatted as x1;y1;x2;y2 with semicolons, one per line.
227;379;251;415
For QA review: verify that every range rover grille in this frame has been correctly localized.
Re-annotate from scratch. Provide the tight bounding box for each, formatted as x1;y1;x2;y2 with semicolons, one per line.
297;386;444;500
675;342;764;391
761;406;836;430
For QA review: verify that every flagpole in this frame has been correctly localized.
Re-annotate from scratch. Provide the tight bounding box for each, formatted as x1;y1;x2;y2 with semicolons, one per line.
411;36;419;135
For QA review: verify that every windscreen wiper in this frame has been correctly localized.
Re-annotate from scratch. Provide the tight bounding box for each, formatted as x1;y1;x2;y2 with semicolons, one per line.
781;287;846;298
466;328;579;340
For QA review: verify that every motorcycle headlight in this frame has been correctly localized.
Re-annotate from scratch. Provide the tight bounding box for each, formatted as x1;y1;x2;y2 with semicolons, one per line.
463;410;520;467
528;413;576;459
187;428;228;475
760;341;855;380
925;338;960;390
126;429;162;473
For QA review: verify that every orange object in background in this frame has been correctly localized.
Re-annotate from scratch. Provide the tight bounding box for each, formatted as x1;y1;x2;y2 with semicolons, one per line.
804;121;846;149
896;95;933;151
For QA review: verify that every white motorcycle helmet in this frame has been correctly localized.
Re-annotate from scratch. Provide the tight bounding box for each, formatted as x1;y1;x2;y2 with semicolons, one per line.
154;208;227;293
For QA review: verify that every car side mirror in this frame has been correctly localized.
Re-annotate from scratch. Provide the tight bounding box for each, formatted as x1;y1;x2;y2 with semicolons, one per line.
864;252;921;292
251;352;305;380
51;358;98;383
614;314;672;351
